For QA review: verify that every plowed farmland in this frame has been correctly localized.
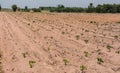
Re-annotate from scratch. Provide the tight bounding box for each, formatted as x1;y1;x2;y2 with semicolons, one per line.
0;12;120;73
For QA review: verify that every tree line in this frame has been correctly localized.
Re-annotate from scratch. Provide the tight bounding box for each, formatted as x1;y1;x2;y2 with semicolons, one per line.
49;3;120;13
0;3;120;13
11;4;41;12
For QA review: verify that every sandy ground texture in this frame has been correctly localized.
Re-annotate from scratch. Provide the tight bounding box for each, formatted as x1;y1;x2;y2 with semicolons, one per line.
0;12;120;73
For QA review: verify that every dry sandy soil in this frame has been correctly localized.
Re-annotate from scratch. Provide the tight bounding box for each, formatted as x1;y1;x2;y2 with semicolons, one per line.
0;12;120;73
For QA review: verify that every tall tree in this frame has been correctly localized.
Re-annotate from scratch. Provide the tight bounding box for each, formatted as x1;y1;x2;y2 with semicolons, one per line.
57;4;65;8
96;4;102;13
24;6;29;12
12;4;17;12
0;4;1;11
25;6;28;10
117;4;120;12
87;3;95;12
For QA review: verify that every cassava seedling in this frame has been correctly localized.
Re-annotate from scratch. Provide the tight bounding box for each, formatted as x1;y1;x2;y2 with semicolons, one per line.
62;32;65;35
116;21;120;24
115;51;120;54
29;60;36;68
97;58;104;64
80;65;87;73
84;51;89;57
28;23;30;26
76;35;80;40
22;52;28;58
63;59;69;65
114;35;118;39
84;40;88;44
106;45;113;52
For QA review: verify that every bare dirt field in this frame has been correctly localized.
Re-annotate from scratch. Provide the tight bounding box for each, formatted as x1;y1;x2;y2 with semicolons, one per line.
0;12;120;73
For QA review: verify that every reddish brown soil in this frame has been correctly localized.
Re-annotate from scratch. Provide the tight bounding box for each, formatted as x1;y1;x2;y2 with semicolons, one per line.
0;12;120;73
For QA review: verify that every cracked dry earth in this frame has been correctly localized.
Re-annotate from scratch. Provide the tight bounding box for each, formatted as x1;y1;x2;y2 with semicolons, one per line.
0;12;120;73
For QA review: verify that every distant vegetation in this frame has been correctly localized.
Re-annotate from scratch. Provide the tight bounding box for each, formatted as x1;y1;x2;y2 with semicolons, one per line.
0;3;120;13
10;4;40;12
41;3;120;13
